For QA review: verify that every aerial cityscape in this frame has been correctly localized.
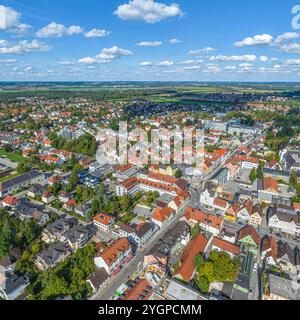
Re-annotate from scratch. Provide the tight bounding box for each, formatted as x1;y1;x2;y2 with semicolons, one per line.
0;0;300;308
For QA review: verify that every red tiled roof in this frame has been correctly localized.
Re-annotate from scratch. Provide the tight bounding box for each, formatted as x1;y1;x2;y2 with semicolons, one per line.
184;207;224;231
294;203;300;212
263;176;279;193
2;195;17;206
152;207;174;222
261;236;278;261
174;234;208;283
212;237;240;256
122;279;153;300
93;213;114;226
238;225;260;247
100;238;131;267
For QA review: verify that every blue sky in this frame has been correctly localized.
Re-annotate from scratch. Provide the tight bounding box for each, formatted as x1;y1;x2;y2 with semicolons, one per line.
0;0;300;81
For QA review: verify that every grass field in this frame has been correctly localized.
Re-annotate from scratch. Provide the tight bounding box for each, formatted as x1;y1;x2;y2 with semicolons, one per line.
0;171;20;183
0;148;27;164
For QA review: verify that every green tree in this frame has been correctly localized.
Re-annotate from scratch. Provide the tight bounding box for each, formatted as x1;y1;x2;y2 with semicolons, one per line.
196;276;209;293
249;168;257;183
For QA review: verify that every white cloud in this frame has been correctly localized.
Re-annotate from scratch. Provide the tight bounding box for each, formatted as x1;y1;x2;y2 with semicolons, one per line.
84;28;111;38
183;65;200;70
59;61;74;65
0;5;31;35
0;39;51;54
0;40;8;46
136;41;162;47
24;66;32;72
274;32;300;44
101;46;132;56
114;0;183;24
224;66;237;70
0;5;20;29
285;59;300;65
239;63;252;67
169;38;181;44
157;60;173;66
139;61;153;66
178;59;203;65
36;22;83;38
234;34;273;47
209;55;256;62
0;58;16;64
188;47;215;55
139;60;173;66
79;46;133;64
279;42;300;54
259;55;269;62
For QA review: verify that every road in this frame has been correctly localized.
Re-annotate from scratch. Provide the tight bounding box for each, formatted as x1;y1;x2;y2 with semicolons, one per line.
92;135;264;300
92;205;188;300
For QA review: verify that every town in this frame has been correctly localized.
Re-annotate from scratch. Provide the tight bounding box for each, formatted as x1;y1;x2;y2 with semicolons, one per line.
0;82;300;301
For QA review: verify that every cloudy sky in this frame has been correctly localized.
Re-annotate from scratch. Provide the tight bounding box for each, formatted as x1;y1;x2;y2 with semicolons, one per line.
0;0;300;81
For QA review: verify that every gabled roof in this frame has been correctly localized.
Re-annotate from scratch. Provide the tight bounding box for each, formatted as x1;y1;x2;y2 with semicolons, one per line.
261;236;278;261
263;176;279;193
238;225;260;247
212;237;240;256
152;207;174;222
122;279;153;300
174;234;208;283
93;213;115;226
184;207;223;231
99;238;131;267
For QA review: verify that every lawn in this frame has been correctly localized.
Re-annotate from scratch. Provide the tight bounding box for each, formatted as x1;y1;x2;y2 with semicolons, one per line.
0;148;27;164
0;171;21;183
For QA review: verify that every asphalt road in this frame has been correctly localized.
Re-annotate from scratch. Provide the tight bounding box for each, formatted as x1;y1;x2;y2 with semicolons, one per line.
92;205;187;300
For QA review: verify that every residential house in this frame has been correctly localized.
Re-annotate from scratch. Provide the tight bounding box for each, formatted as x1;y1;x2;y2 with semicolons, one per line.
61;224;90;251
93;213;115;233
182;207;224;236
94;238;133;276
35;242;71;271
41;191;54;204
237;225;261;256
211;237;240;258
41;218;70;243
121;279;153;300
118;222;157;248
87;268;109;293
63;198;77;211
2;195;17;208
0;274;29;300
268;204;300;237
261;235;278;267
15;199;49;225
58;191;71;204
144;221;190;268
173;234;209;283
151;207;174;228
27;184;43;198
266;274;300;300
0;170;45;197
74;203;90;217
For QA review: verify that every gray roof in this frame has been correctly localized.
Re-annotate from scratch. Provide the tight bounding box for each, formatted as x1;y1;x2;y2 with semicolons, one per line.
37;242;70;265
0;170;44;190
87;268;109;289
269;274;300;300
44;218;70;235
0;274;29;295
62;224;89;244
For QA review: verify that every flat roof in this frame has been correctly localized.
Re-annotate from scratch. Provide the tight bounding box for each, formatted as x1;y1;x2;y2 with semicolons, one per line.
165;280;202;300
